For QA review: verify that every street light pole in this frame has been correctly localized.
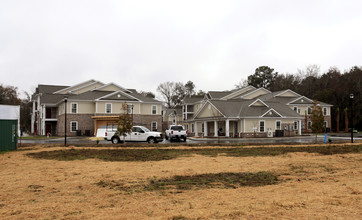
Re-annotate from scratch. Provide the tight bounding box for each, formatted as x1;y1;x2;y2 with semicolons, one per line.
64;96;68;146
132;104;134;125
350;94;354;143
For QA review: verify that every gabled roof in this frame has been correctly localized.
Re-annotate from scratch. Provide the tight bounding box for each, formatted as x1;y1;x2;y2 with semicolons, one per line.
248;99;269;108
184;95;204;104
53;79;98;94
92;83;131;93
239;87;271;99
69;81;105;94
220;86;256;100
274;89;301;97
193;99;302;119
207;91;233;99
193;100;226;119
96;90;141;102
261;108;283;118
288;96;314;105
34;81;161;104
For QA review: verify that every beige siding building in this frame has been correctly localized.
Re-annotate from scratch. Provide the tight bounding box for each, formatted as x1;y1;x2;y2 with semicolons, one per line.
31;80;162;136
182;87;332;138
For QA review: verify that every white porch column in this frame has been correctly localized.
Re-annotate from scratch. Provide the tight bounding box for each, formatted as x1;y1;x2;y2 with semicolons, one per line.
214;121;218;137
194;122;198;136
41;105;46;135
31;101;35;133
225;119;230;137
204;121;208;137
239;119;243;137
298;120;302;135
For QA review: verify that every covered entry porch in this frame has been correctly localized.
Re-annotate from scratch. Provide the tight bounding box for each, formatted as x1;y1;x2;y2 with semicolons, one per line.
191;118;302;138
193;119;240;138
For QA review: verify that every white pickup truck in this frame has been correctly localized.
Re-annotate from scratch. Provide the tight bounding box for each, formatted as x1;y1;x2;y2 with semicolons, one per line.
165;125;187;142
104;126;163;144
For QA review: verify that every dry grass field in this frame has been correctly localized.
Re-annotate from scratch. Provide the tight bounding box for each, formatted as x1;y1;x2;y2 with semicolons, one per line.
0;143;361;219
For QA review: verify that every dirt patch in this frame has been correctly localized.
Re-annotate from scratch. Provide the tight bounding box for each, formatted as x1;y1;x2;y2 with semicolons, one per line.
0;145;361;219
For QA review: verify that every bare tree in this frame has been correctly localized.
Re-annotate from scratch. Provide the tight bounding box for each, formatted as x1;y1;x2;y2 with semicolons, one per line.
235;79;248;89
157;81;176;108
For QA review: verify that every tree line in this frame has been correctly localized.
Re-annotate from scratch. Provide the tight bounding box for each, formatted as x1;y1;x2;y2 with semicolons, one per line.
236;65;362;131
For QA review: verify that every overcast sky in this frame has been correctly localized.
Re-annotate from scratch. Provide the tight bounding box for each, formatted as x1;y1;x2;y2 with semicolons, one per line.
1;0;361;99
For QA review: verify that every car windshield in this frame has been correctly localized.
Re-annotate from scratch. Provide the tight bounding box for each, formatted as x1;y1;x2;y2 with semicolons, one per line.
139;126;150;132
171;126;183;130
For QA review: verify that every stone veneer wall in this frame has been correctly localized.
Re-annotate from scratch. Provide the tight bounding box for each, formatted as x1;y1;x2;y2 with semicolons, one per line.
133;114;163;132
57;114;163;136
57;114;94;136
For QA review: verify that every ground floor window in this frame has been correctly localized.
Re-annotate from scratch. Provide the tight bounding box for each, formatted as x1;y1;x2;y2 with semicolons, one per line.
308;121;312;130
276;120;281;130
259;121;265;132
201;123;204;133
151;122;157;131
70;121;78;132
324;121;328;128
191;123;194;133
294;121;298;130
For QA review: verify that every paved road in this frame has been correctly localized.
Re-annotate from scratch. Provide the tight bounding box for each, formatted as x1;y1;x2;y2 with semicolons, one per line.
19;134;361;145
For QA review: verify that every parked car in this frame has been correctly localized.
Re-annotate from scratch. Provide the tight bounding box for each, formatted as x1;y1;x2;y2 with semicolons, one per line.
104;126;163;144
165;125;187;142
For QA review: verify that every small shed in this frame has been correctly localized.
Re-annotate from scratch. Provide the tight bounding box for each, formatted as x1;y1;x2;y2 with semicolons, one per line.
0;104;20;151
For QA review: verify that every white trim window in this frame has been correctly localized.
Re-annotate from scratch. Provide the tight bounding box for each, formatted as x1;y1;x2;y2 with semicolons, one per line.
293;106;298;112
275;120;281;130
323;107;327;116
71;103;78;114
127;104;133;114
294;121;298;130
308;107;311;115
308;121;312;130
152;105;157;115
106;103;112;114
191;123;194;133
151;121;157;131
201;123;205;133
324;121;328;128
259;120;265;132
70;121;78;132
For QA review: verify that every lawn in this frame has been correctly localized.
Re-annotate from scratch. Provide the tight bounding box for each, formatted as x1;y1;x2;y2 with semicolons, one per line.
0;143;361;219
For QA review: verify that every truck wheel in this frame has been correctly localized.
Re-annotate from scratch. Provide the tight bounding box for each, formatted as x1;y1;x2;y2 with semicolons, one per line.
165;135;168;140
183;137;187;142
147;137;155;144
111;137;120;144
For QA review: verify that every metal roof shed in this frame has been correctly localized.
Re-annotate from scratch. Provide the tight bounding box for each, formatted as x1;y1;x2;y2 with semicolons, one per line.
0;104;20;151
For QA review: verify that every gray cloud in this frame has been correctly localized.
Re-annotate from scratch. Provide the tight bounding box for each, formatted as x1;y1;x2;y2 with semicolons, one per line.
1;0;361;98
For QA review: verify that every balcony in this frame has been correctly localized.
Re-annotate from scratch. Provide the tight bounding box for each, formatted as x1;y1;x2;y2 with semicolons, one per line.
45;107;58;121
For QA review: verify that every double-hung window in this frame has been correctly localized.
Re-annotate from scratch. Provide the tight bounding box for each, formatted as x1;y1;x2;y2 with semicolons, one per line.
71;103;78;114
106;103;112;114
127;104;133;114
151;122;157;131
70;121;78;132
259;121;265;132
152;105;157;115
276;120;281;130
